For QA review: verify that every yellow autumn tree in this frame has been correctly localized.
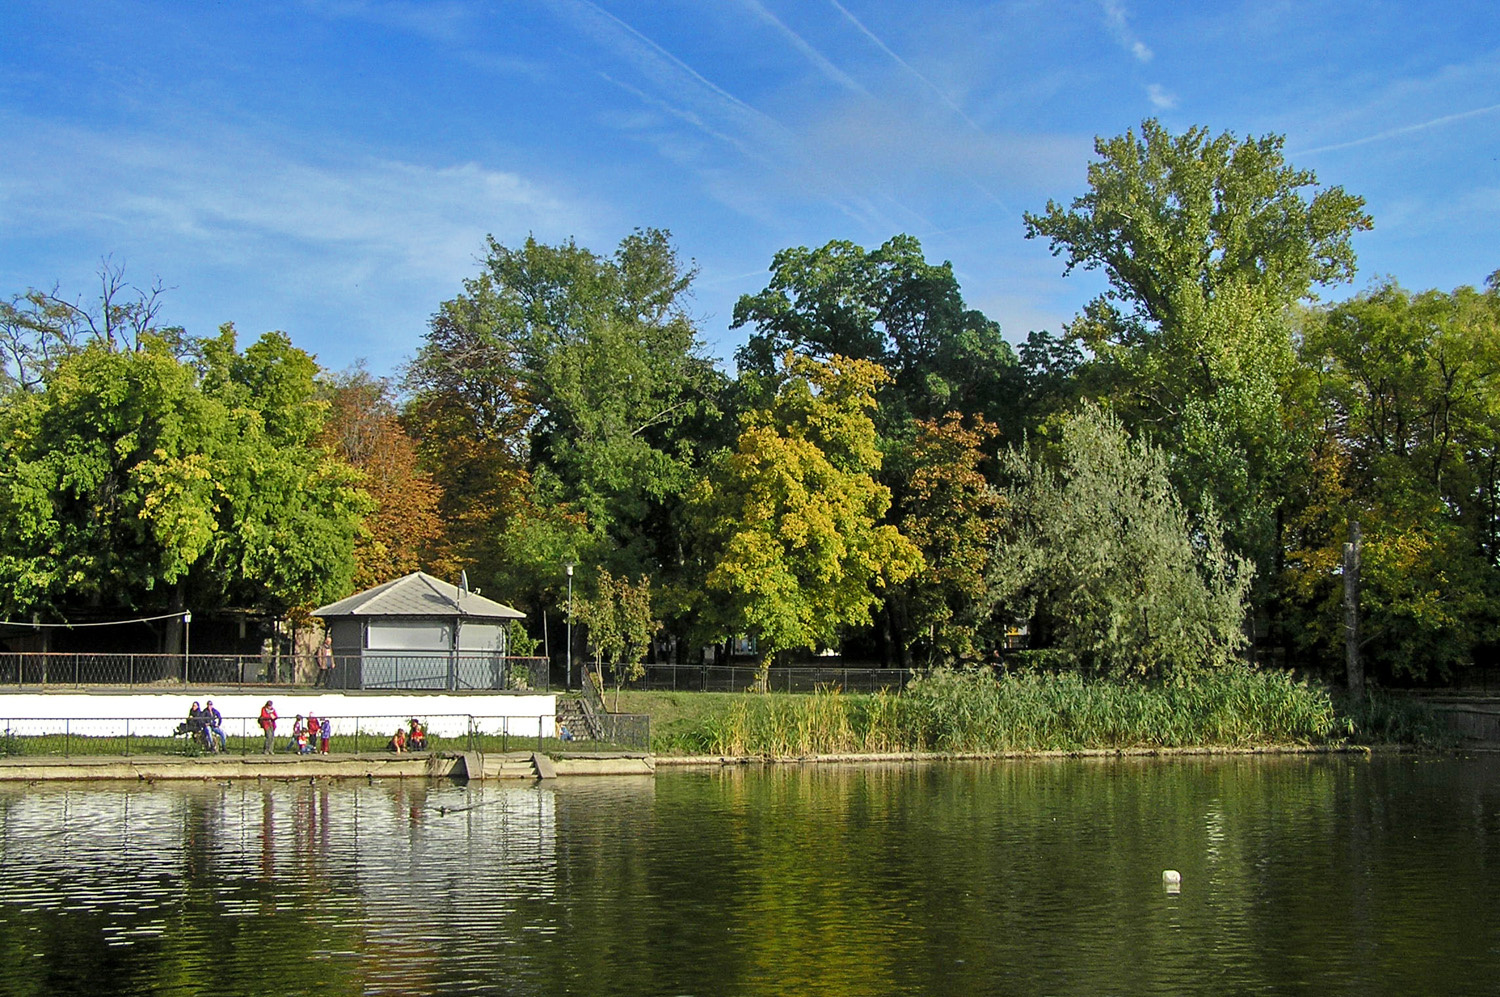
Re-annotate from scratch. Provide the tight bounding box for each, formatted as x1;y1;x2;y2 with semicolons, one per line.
686;354;923;675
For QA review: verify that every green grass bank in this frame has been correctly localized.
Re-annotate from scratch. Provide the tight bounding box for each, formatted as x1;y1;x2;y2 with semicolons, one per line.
611;667;1448;757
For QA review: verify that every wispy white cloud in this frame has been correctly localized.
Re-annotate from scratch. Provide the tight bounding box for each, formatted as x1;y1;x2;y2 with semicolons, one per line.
2;123;581;280
300;0;476;45
791;97;1084;208
555;0;781;135
546;0;921;232
0;112;598;365
1147;83;1177;109
1102;0;1152;62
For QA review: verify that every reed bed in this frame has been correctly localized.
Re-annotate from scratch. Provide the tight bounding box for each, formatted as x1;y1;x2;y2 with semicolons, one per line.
678;666;1433;757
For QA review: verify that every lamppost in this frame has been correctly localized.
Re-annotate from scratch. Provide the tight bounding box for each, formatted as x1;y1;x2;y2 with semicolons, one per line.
182;610;192;686
565;562;575;690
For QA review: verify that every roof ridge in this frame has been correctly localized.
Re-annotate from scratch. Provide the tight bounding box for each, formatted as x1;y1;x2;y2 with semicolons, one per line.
415;571;452;605
343;572;408;614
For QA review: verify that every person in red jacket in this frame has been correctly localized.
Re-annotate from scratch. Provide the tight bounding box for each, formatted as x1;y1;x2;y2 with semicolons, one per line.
259;701;278;755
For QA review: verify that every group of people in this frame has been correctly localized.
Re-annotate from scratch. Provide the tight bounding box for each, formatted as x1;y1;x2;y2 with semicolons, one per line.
182;701;226;753
255;701;333;755
388;718;428;753
193;700;433;756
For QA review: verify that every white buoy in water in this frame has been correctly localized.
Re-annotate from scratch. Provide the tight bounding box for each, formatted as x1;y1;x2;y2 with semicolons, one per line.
1162;869;1182;893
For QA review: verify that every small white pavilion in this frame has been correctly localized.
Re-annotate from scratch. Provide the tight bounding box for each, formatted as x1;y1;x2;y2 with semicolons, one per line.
313;572;527;690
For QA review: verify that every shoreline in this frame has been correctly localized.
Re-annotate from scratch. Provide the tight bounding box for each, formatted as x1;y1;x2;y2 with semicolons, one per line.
653;742;1398;766
0;741;1461;782
0;750;654;782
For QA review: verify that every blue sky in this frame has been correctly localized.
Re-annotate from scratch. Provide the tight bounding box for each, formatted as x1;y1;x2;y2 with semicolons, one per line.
2;1;1497;377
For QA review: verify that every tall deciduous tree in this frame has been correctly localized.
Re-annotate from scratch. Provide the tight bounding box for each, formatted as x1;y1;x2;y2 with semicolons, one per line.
0;261;184;393
988;404;1251;680
0;320;369;634
1284;279;1500;680
733;234;1019;432
322;367;449;588
889;414;1003;663
731;235;1018;660
1023;118;1372;591
404;229;723;615
1024;118;1371;338
685;354;923;670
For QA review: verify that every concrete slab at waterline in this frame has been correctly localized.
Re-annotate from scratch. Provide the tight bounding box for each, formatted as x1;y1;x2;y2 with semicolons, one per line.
0;750;654;781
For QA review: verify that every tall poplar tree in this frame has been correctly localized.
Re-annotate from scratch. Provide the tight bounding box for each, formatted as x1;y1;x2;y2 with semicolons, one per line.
1023;119;1372;577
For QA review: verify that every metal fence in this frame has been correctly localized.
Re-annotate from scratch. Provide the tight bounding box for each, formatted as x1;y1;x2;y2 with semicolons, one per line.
355;654;549;692
0;653;550;692
608;662;917;693
0;710;649;757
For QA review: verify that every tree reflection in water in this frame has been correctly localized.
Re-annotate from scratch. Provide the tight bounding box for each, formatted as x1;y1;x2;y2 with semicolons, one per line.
0;758;1496;996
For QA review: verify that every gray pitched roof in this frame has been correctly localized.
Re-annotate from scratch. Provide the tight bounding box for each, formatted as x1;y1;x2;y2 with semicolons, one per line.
313;571;525;620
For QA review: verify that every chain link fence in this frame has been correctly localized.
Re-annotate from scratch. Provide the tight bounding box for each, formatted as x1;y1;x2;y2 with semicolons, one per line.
610;663;917;693
0;653;550;691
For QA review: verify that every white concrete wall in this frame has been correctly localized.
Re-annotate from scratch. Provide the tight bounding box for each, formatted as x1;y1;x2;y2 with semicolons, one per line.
0;691;555;739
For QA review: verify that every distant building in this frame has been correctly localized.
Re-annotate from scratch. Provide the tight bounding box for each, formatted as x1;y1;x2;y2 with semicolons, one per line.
313;571;527;690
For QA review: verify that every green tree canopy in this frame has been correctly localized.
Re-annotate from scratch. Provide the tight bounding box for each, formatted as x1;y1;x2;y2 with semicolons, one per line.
0;327;368;622
1022;119;1372;590
1024;118;1372;342
1283;279;1500;680
732;234;1019;429
404;229;724;613
731;235;1019;661
574;567;658;706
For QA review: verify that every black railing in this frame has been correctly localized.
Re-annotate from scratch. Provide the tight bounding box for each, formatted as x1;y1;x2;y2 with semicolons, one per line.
0;710;648;758
0;653;550;692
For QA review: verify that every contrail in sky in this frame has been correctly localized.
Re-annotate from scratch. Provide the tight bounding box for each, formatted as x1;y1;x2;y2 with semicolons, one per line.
741;0;868;95
824;0;1009;212
1296;102;1500;156
825;0;984;133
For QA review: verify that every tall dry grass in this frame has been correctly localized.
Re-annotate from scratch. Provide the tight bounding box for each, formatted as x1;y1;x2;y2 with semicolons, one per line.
679;666;1431;757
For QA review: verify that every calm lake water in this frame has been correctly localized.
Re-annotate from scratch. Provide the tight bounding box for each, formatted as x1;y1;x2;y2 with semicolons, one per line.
0;754;1496;996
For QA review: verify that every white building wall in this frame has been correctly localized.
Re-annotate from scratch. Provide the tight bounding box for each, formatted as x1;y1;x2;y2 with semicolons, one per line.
0;691;555;739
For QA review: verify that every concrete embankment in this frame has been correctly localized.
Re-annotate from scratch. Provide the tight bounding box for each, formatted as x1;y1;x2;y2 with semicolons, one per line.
0;750;654;782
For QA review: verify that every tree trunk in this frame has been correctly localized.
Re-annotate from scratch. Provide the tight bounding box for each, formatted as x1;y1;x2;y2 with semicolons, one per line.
163;583;185;655
1344;519;1364;696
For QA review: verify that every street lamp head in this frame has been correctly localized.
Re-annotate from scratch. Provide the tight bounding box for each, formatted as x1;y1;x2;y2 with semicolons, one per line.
565;562;574;577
